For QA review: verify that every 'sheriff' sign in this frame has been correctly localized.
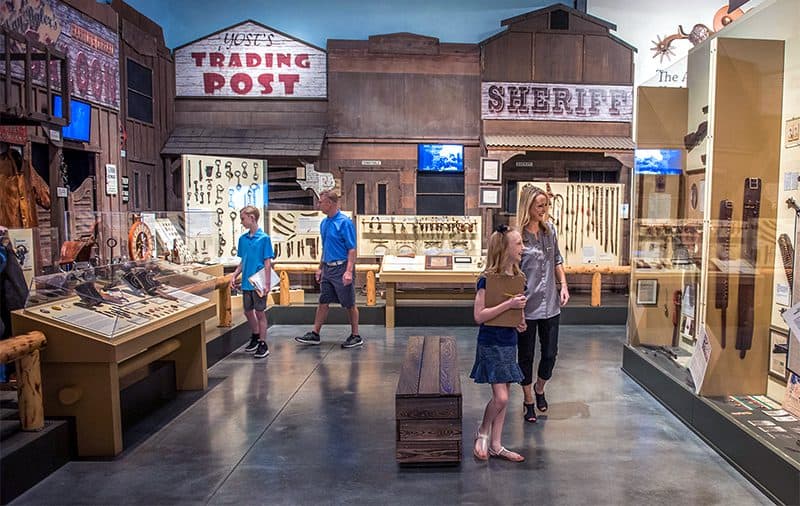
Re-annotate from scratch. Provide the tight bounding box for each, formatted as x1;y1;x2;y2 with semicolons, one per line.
481;82;633;122
174;20;326;98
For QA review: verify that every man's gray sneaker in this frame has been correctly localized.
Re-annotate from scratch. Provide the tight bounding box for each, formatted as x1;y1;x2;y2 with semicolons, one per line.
295;331;321;345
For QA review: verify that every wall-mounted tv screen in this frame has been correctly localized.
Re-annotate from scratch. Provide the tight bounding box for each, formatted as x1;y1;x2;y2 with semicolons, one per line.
634;148;682;175
53;95;91;142
418;144;464;172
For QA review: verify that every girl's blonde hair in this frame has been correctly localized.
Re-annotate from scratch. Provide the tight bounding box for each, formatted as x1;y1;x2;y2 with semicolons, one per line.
483;224;524;277
516;185;549;235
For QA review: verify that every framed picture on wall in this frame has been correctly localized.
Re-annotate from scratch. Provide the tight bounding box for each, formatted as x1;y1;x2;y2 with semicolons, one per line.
479;186;502;208
480;158;502;184
636;279;658;306
770;327;789;381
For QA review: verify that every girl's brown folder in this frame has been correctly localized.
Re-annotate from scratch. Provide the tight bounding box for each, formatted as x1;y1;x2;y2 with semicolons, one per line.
484;273;526;327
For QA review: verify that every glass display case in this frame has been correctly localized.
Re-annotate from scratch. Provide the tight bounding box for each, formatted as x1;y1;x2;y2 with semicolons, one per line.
23;259;215;340
624;3;800;501
62;210;231;267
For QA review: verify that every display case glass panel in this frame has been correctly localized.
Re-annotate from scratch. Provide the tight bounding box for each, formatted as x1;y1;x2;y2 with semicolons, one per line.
23;259;215;340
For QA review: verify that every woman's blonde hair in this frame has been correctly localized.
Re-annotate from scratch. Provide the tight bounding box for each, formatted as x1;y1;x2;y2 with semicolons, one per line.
516;185;549;235
483;224;523;277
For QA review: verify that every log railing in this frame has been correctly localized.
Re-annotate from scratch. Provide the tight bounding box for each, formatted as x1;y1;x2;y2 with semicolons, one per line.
272;264;380;306
563;265;631;307
0;331;46;431
183;274;233;327
271;263;628;308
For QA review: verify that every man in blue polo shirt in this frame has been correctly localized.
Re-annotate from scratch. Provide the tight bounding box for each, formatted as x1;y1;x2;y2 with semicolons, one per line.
230;205;274;359
295;190;362;348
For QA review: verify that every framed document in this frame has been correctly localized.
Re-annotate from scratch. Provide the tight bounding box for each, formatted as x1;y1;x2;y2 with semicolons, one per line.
770;327;789;381
425;255;453;270
636;279;658;306
480;158;502;184
479;186;502;208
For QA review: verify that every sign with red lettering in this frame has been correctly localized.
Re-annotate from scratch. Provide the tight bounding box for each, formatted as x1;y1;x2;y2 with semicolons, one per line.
481;82;633;122
0;0;120;109
174;21;326;98
0;126;28;145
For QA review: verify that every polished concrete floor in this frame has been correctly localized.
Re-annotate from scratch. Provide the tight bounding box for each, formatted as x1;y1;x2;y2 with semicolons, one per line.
12;325;771;505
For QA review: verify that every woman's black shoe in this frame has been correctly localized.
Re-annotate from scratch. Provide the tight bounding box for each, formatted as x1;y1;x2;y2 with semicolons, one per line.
523;403;537;423
535;391;548;412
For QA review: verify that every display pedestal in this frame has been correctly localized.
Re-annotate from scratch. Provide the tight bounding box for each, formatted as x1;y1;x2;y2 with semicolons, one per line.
622;344;800;505
12;301;215;457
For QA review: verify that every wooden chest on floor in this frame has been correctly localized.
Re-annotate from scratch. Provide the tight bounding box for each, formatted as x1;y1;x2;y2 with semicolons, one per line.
396;336;462;465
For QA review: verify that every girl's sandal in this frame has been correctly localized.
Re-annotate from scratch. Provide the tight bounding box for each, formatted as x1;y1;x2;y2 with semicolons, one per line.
523;402;537;423
488;446;525;462
535;391;548;412
473;431;489;461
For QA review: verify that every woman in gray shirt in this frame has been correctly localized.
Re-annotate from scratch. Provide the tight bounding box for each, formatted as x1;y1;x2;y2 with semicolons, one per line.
516;185;570;423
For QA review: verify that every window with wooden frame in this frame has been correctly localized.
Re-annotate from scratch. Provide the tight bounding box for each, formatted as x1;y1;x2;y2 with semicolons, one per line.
127;58;153;124
377;183;387;214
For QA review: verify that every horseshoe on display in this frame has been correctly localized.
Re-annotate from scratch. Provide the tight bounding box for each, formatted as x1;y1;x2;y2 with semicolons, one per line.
230;211;238;256
250;183;259;205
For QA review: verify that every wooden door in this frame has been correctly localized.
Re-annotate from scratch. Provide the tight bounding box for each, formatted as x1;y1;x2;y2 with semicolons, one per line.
342;168;401;216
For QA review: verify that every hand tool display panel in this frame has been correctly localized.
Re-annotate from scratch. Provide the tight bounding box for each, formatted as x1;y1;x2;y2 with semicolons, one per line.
517;182;624;265
268;211;354;263
355;215;482;259
181;155;265;260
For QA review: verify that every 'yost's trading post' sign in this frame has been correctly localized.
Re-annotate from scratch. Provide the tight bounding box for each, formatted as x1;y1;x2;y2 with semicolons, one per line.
481;82;632;122
174;20;326;98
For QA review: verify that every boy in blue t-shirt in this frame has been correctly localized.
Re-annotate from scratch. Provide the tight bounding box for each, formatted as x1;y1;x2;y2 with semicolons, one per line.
230;206;274;359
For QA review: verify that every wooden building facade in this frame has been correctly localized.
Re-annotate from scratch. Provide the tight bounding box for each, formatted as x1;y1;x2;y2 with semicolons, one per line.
325;33;481;217
479;4;636;264
162;20;328;211
0;0;174;268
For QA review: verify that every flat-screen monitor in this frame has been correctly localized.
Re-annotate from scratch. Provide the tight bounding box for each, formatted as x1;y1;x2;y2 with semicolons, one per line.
53;95;91;142
634;148;682;175
418;144;464;172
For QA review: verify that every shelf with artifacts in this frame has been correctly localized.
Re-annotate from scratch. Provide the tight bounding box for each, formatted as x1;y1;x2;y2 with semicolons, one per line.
516;182;623;265
11;260;217;457
623;6;800;502
356;215;482;258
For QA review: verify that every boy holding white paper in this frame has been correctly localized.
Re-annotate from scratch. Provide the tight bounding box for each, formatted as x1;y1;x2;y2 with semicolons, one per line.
230;206;274;359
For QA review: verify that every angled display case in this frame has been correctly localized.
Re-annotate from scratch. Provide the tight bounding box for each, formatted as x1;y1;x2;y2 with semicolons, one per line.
624;3;800;502
12;259;217;457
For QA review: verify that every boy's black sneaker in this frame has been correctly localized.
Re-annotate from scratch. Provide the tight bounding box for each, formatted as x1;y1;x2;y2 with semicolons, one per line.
295;331;321;345
341;334;363;349
244;336;260;352
253;341;269;358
